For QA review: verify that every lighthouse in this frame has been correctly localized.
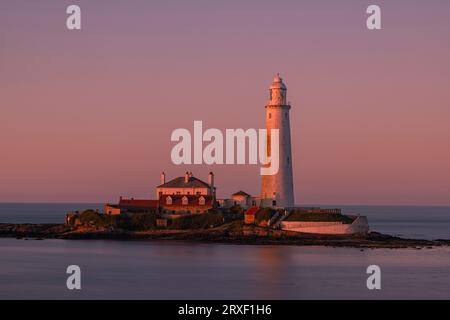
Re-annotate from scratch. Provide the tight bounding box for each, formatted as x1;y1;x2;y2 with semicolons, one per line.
261;74;295;208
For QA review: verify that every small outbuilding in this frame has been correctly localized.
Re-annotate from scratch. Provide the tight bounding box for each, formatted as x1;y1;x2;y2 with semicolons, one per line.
244;206;259;225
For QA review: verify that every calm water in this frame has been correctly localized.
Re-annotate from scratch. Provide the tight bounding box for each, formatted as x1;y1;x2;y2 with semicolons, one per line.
0;203;450;299
0;203;103;224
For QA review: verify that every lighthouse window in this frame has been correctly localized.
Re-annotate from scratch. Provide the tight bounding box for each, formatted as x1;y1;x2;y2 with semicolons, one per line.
287;157;290;164
269;113;272;119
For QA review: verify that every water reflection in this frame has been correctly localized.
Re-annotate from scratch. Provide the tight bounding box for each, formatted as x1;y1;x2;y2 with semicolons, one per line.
1;239;450;299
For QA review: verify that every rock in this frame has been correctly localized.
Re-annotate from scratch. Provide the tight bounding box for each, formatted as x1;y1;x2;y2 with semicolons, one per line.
0;222;448;248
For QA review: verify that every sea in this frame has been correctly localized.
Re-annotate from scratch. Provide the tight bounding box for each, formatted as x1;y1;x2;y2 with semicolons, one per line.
0;203;449;299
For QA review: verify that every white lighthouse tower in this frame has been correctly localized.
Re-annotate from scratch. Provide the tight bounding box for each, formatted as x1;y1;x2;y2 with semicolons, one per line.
261;74;295;208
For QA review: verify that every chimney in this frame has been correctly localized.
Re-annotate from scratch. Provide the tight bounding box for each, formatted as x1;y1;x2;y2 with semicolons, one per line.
208;172;214;188
185;171;189;183
161;172;166;185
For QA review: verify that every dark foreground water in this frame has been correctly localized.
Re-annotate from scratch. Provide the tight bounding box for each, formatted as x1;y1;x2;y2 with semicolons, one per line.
0;203;450;299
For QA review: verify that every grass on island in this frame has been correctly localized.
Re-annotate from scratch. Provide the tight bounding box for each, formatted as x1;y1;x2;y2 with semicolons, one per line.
74;209;242;231
168;212;225;230
77;210;157;231
285;211;355;224
78;210;117;227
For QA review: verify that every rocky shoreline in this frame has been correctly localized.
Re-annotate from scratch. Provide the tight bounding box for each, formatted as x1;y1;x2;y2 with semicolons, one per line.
1;222;450;249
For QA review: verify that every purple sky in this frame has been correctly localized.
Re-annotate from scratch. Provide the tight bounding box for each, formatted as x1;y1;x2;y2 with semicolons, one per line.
1;0;450;205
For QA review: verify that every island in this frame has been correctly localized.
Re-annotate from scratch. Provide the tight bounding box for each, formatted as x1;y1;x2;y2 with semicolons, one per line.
1;207;449;249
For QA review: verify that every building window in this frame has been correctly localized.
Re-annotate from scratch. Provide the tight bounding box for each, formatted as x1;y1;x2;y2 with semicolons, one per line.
166;196;172;205
199;196;205;206
268;113;272;119
182;196;189;205
287;156;290;164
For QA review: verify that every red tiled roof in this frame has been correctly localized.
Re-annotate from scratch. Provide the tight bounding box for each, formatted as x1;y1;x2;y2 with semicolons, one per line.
118;199;158;209
245;206;259;216
232;190;251;197
157;176;211;188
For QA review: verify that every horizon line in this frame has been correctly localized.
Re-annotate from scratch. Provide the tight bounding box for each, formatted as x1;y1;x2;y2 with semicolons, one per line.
0;201;449;207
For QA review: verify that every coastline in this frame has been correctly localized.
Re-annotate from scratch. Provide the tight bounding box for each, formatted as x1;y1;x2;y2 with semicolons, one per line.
1;221;450;249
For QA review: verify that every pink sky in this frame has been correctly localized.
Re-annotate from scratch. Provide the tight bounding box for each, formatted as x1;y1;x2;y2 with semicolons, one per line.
1;1;449;205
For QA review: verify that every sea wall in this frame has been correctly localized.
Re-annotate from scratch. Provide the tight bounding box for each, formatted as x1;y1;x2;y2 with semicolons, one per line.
280;216;369;235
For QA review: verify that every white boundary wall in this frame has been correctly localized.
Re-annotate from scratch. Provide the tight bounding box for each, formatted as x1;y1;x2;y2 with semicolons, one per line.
280;216;369;235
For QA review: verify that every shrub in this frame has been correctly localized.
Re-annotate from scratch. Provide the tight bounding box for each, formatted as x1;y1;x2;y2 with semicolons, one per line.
78;210;116;228
123;213;157;231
